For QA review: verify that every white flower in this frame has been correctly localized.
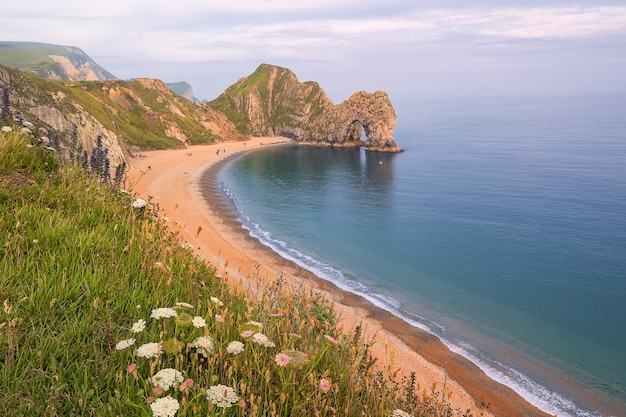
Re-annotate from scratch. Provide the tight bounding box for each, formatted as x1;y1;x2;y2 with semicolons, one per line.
192;316;206;328
214;314;224;323
150;307;177;320
210;296;224;306
206;384;239;408
391;410;414;417
226;341;245;355
132;198;146;208
175;302;193;308
251;333;275;348
191;336;214;358
115;338;135;350
136;342;161;358
1;126;12;133
153;368;184;391
131;319;146;333
150;396;179;417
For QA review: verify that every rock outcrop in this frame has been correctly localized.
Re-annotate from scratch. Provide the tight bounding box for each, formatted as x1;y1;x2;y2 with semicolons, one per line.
210;64;403;152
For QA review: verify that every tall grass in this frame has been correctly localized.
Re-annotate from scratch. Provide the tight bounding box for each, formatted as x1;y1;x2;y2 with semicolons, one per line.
0;132;476;416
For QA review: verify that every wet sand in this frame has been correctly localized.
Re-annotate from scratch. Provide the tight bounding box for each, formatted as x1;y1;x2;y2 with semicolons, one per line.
127;137;550;417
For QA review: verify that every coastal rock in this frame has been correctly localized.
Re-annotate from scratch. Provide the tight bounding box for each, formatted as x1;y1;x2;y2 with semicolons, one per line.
210;64;403;152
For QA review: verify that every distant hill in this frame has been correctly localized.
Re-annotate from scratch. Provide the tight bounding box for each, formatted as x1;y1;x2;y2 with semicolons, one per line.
0;41;117;81
166;81;196;102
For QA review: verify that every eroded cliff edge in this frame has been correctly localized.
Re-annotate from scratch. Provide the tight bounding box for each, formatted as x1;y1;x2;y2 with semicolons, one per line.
209;64;403;153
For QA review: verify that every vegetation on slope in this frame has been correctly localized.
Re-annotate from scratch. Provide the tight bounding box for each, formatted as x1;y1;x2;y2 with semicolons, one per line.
0;117;472;417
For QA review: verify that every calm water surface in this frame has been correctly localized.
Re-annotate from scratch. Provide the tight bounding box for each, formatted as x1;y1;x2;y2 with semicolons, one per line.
216;95;626;417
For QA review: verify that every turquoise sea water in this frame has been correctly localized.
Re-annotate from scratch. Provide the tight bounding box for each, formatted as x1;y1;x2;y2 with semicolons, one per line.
215;96;626;416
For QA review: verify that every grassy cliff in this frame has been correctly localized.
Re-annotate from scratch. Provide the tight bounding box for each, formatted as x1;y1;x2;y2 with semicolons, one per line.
0;128;471;416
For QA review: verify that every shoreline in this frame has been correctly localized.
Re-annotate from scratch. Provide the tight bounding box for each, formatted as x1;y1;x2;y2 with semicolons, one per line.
127;137;550;417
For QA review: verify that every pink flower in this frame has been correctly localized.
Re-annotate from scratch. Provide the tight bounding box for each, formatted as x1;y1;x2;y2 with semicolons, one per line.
152;386;164;395
147;396;155;404
324;335;338;344
126;363;137;373
319;378;331;393
275;353;292;367
240;330;254;338
269;313;284;317
180;378;194;391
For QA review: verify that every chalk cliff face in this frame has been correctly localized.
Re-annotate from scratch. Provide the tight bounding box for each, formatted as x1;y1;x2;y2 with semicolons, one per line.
210;64;403;152
0;42;117;81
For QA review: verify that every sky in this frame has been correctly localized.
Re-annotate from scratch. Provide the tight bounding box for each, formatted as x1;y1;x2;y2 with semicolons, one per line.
2;1;626;102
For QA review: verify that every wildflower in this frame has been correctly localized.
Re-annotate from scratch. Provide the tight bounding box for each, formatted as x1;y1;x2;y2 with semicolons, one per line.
132;198;147;209
150;307;177;320
319;378;332;393
180;378;194;391
246;320;262;329
1;126;12;133
150;396;179;417
226;341;245;355
240;330;254;338
275;353;291;367
206;384;238;408
137;342;161;358
281;350;310;369
126;363;137;373
131;319;146;333
191;336;214;357
147;396;155;404
153;368;184;391
175;302;193;308
192;316;206;328
214;314;225;323
175;312;193;328
153;386;165;395
251;333;275;348
324;335;339;344
269;313;284;317
210;296;224;306
115;338;135;351
391;410;414;417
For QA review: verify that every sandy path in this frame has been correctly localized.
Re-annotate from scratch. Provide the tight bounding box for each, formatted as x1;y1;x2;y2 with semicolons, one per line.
127;137;549;417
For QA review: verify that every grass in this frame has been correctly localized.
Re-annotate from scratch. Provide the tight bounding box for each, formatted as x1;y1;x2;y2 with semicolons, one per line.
0;129;476;417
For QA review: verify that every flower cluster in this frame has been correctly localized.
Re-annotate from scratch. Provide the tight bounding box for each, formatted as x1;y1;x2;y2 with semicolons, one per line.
150;396;179;417
191;336;214;358
153;368;184;391
206;384;239;408
251;332;275;348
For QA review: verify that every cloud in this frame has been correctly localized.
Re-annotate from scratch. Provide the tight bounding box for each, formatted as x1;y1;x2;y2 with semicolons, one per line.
3;2;626;98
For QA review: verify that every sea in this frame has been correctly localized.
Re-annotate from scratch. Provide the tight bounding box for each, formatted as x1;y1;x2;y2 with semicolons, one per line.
214;95;626;417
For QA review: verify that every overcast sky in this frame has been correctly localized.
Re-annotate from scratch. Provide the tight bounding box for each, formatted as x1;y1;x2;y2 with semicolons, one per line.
3;1;626;102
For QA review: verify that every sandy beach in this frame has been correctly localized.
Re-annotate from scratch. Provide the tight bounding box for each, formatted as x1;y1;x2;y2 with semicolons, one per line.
127;137;550;417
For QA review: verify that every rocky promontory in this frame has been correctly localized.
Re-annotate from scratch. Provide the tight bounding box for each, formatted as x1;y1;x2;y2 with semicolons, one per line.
209;64;403;152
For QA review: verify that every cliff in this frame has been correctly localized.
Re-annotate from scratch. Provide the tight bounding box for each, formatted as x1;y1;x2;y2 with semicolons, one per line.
209;64;403;152
0;41;117;81
0;65;236;167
